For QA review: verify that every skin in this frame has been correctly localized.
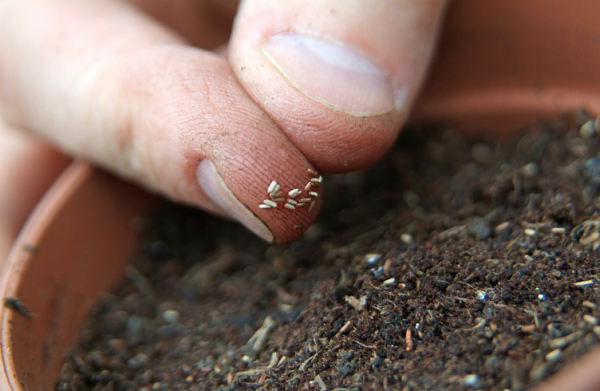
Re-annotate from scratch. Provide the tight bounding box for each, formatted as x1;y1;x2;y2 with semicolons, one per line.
0;0;447;259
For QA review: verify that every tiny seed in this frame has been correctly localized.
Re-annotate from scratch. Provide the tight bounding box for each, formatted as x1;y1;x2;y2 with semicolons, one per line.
263;200;277;207
308;200;315;212
259;204;272;209
305;183;312;191
287;199;298;205
310;178;320;183
267;181;278;194
307;168;318;178
296;203;306;207
294;224;304;230
299;198;311;203
284;204;295;210
309;192;318;197
288;189;301;197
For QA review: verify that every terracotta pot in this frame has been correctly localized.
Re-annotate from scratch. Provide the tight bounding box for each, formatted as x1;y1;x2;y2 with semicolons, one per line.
4;0;600;389
412;0;600;136
0;163;155;390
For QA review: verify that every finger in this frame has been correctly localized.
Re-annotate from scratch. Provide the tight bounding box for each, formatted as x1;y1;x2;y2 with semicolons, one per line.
230;0;447;173
0;119;70;260
0;0;321;242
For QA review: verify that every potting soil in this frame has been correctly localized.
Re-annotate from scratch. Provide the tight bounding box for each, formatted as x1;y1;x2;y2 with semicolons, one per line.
57;116;600;390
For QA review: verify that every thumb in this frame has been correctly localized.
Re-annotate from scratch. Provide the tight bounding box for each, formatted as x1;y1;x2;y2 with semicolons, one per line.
230;0;447;173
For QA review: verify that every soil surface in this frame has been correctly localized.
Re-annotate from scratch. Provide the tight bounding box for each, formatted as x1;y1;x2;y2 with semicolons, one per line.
57;116;600;390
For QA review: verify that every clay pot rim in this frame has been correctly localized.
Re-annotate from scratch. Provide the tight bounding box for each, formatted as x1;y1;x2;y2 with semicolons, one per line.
0;162;93;390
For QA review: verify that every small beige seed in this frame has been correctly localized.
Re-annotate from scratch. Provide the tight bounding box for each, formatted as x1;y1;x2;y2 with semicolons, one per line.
287;199;298;205
259;204;272;209
309;192;318;197
288;189;301;197
284;204;296;210
267;181;278;194
263;200;277;207
307;168;318;178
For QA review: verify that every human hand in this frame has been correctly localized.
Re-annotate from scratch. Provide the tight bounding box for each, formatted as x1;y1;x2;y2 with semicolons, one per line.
0;0;447;247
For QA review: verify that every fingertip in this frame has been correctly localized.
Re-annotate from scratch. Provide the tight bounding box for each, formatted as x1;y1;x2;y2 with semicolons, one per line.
230;0;447;173
196;158;323;243
197;159;274;242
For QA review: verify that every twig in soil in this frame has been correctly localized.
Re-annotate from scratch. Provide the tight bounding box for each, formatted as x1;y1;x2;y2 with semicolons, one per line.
234;369;266;379
259;372;267;385
125;266;155;301
406;330;414;352
353;340;376;349
299;352;319;372
574;279;594;287
524;306;541;329
460;318;486;331
438;225;466;241
248;316;276;352
234;353;281;383
520;324;537;333
333;320;352;338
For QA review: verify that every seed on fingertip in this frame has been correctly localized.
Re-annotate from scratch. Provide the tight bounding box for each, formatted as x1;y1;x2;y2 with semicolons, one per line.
267;181;278;194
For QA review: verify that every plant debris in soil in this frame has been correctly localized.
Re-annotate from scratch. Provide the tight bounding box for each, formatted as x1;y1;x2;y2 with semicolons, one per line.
57;115;600;390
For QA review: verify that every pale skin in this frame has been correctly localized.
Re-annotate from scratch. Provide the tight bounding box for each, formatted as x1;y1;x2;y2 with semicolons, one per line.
0;0;447;259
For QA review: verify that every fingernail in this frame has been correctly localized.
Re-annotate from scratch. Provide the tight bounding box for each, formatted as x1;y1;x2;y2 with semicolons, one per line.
262;32;395;116
196;160;274;242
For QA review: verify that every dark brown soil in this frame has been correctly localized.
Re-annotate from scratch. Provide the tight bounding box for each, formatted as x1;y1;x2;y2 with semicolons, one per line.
57;116;600;391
